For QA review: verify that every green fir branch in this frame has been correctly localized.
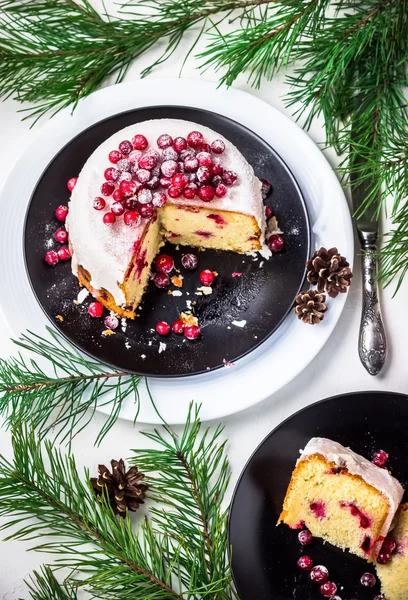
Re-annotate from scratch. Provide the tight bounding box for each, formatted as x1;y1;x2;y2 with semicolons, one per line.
0;326;141;445
22;566;78;600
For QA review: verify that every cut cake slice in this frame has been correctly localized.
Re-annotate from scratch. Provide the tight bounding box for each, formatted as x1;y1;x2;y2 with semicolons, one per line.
376;503;408;600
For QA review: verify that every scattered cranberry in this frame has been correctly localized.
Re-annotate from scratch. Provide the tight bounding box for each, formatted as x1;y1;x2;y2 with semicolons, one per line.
172;173;189;190
157;134;173;149
128;150;142;164
172;319;185;334
310;566;329;583
377;552;391;565
124;197;138;210
211;139;225;154
123;210;140;226
45;250;59;266
111;189;123;203
184;324;200;340
199;143;211;153
212;175;222;187
173;137;187;152
88;301;104;318
198;186;215;202
372;449;389;468
131;135;148;150
197;166;211;183
187;131;204;148
116;158;131;172
146;176;160;190
156;321;171;336
66;176;78;193
215;184;227;198
111;201;125;216
153;272;170;288
183;184;197;199
181;253;198;270
211;163;223;176
139;204;154;218
320;582;337;597
297;556;313;571
137;189;152;204
55;229;68;243
197;151;213;167
119;140;133;154
260;178;271;198
184;156;199;172
199;269;216;286
265;206;273;219
104;167;119;182
155;254;174;274
152;191;167;207
109;150;121;164
268;234;284;252
118;171;132;183
93;197;106;211
100;182;115;196
103;212;116;225
298;530;313;546
381;536;397;554
135;169;150;184
119;179;137;197
160;177;172;188
104;315;119;330
139;154;157;170
162;146;179;161
55;205;69;222
57;246;71;261
360;573;376;588
222;170;237;185
159;159;177;178
168;185;182;198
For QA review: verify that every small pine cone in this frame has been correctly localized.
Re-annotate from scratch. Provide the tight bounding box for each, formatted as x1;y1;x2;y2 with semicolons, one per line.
90;459;148;516
306;247;352;298
294;290;327;325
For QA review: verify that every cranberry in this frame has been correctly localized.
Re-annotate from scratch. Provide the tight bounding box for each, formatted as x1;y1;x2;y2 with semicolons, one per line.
373;596;385;600
172;173;189;190
360;573;376;587
310;566;329;583
157;134;173;149
112;189;124;203
372;449;389;468
187;131;204;148
45;250;59;266
128;150;142;164
124;197;138;210
139;203;154;218
93;197;106;211
104;167;119;181
109;150;121;164
100;182;115;196
104;315;119;330
55;229;68;243
161;160;178;178
381;536;397;554
160;177;172;188
184;156;199;172
268;234;284;252
116;158;131;172
139;154;156;171
57;246;71;261
189;173;198;183
198;186;215;202
103;212;116;225
297;556;313;571
199;143;211;153
173;137;187;152
298;530;313;546
155;254;174;274
55;205;69;222
211;139;225;154
131;135;148;151
156;321;171;335
178;161;185;173
222;170;237;185
111;201;125;216
123;210;140;226
153;272;170;288
215;184;227;198
172;319;185;334
377;552;391;565
180;149;195;160
138;189;153;204
67;177;78;192
260;178;271;198
146;176;160;190
118;171;132;183
265;206;273;219
162;147;179;161
119;179;137;197
88;301;104;318
196;151;213;167
168;185;182;198
199;269;215;286
152;191;167;207
181;253;198;270
320;582;337;597
184;324;200;340
134;169;150;184
197;166;211;183
211;163;223;176
183;184;197;199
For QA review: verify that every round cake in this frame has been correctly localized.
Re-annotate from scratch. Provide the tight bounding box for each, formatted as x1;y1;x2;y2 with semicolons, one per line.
66;119;267;318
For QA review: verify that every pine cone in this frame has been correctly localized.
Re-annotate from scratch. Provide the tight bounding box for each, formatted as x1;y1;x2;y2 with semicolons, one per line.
294;290;327;325
90;459;148;516
306;247;352;298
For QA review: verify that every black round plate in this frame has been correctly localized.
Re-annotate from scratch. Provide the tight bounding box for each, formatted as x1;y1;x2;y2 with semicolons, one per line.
229;391;408;599
24;106;310;377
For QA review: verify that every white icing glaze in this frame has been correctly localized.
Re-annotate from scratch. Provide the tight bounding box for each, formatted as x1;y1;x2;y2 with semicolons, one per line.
66;119;265;306
300;438;404;552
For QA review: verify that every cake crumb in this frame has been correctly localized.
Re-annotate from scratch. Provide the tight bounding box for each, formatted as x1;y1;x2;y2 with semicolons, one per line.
102;329;115;337
259;261;264;268
148;341;153;346
232;320;247;328
171;274;183;288
125;341;131;349
141;354;146;359
223;359;235;368
167;290;173;295
55;314;64;322
159;342;166;354
121;318;127;332
232;272;243;277
196;286;213;296
172;290;183;297
180;312;198;327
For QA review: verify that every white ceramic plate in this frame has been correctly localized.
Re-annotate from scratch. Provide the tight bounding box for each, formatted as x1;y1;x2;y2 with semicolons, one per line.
0;79;353;424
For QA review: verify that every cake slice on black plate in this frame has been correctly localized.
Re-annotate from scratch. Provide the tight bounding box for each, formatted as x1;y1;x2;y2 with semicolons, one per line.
376;503;408;599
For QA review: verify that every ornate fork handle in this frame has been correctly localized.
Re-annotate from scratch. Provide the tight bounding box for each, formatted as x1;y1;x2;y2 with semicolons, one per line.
359;239;387;375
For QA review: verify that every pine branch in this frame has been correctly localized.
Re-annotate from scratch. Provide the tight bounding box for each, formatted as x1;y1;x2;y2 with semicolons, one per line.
22;566;78;600
0;326;141;446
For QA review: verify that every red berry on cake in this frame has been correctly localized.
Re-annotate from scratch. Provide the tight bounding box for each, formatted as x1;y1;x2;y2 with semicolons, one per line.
268;234;284;252
111;202;125;216
211;139;225;154
372;449;389;468
199;143;211;153
320;581;337;597
198;186;215;202
152;191;167;207
360;573;376;587
377;552;391;564
128;150;142;164
173;137;187;152
131;135;148;150
45;250;59;266
187;131;204;148
119;179;137;197
183;184;197;199
297;556;313;571
162;146;179;161
116;158;131;172
138;189;153;204
153;272;170;288
135;169;151;184
124;197;138;210
199;269;216;286
172;319;185;334
103;212;116;225
88;301;104;318
119;140;133;155
55;229;68;244
146;176;160;190
57;246;71;261
104;167;119;181
139;153;158;170
381;535;397;554
104;315;119;330
55;205;69;222
197;151;213;167
155;255;174;274
211;163;223;177
172;173;189;190
265;206;273;220
118;171;132;183
161;159;178;178
181;253;198;270
93;197;106;210
160;177;172;188
67;177;78;191
260;178;271;198
197;166;211;183
123;210;140;226
310;566;329;583
100;182;115;196
157;134;173;149
215;184;227;198
168;185;182;198
156;321;171;335
184;324;200;340
184;156;199;172
108;150;121;164
139;204;154;219
298;530;313;546
112;189;124;203
222;170;238;185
